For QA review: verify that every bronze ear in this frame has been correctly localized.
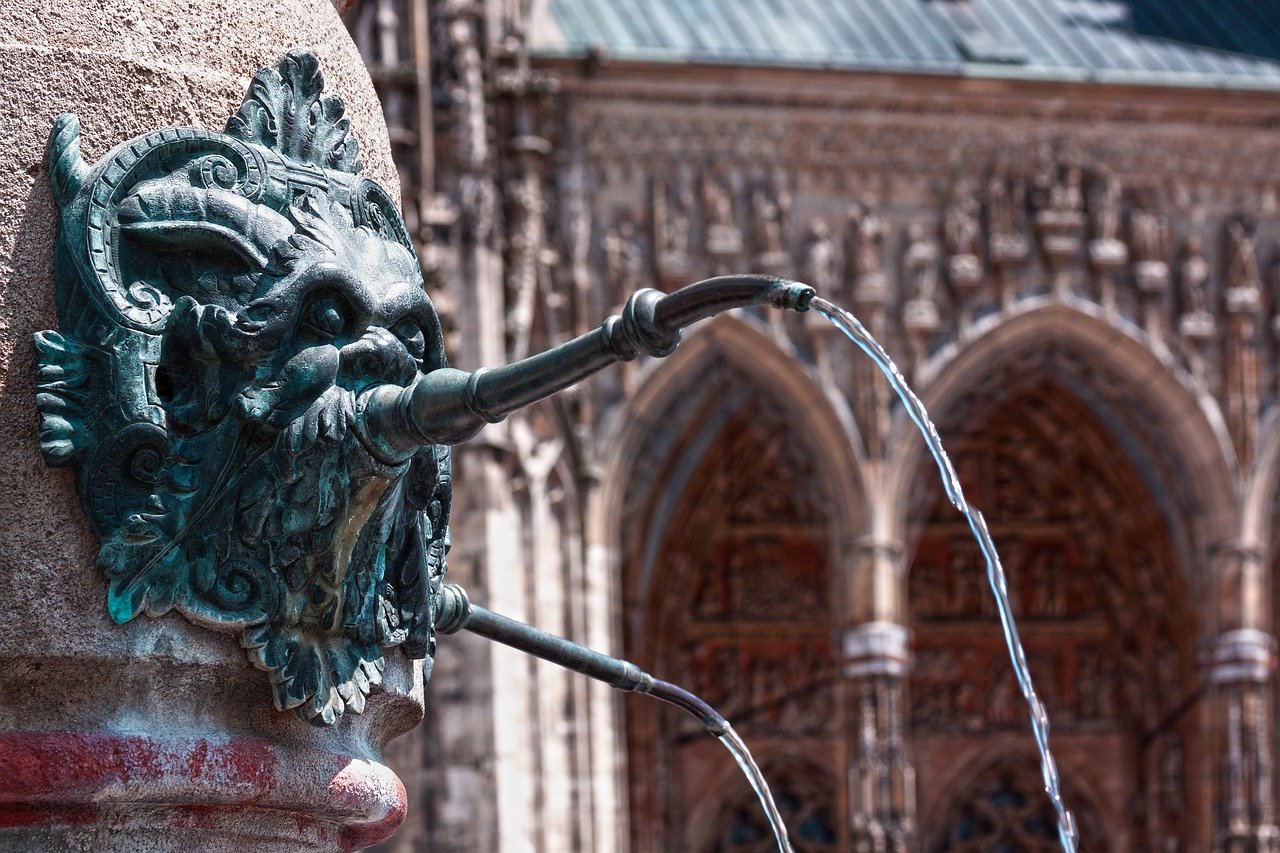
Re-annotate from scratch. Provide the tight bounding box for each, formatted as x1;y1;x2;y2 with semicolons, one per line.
351;177;415;251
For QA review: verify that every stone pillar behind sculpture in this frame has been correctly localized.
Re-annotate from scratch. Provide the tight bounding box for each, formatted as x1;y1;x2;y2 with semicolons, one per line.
838;536;916;852
1206;629;1279;852
0;1;423;849
1207;543;1280;852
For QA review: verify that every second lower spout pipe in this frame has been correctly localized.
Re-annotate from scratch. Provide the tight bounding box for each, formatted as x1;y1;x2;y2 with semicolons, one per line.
435;583;729;735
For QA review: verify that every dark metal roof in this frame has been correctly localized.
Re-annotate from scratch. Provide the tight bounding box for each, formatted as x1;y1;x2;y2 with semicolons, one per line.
530;0;1280;89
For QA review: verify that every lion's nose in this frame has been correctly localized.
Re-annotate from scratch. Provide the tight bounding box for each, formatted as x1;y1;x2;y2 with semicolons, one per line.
337;328;418;392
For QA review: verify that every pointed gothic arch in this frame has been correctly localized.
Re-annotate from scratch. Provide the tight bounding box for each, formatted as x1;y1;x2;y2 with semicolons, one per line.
591;313;868;612
924;750;1110;852
589;314;868;852
686;753;840;853
886;299;1238;581
904;371;1205;849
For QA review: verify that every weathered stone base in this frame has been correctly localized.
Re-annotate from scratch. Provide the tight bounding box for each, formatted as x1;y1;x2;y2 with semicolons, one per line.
0;647;423;851
0;734;406;852
0;0;418;849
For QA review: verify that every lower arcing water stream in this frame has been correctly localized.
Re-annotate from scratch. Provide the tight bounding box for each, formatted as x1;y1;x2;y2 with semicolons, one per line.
434;582;796;852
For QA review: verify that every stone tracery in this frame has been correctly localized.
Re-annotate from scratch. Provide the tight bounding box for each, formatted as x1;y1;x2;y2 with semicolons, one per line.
706;759;839;853
927;755;1106;852
909;382;1198;849
620;381;840;851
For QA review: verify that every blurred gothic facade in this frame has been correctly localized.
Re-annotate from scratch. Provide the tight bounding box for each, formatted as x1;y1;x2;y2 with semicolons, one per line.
346;1;1280;850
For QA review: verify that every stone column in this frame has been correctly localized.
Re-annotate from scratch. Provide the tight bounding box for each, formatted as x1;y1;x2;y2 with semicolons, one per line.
1133;258;1170;348
1087;236;1126;315
902;299;939;382
988;234;1029;314
946;252;983;337
0;1;423;849
1207;630;1279;852
1208;544;1280;852
838;536;915;852
1224;285;1264;470
1035;207;1085;301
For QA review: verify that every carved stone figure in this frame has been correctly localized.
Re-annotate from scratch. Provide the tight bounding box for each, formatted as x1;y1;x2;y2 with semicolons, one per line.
1087;172;1127;307
751;183;790;267
447;10;488;177
802;217;839;294
703;174;743;259
1027;551;1066;618
985;170;1020;242
1076;650;1109;719
984;167;1030;310
944;180;983;295
505;168;547;357
945;182;982;259
37;52;453;724
652;175;692;281
1225;216;1263;293
1120;194;1171;343
1034;164;1087;295
983;166;1034;285
692;557;731;619
902;220;942;368
1129;200;1169;264
1176;231;1216;378
1049;165;1084;215
950;544;990;618
1090;170;1122;243
987;668;1019;727
1179;233;1212;317
844;197;888;302
903;221;941;304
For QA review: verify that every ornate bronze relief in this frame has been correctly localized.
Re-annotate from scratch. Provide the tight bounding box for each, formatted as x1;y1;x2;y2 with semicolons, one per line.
37;51;451;724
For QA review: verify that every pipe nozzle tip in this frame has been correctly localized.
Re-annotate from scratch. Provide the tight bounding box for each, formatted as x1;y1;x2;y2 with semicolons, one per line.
703;714;731;736
771;281;816;313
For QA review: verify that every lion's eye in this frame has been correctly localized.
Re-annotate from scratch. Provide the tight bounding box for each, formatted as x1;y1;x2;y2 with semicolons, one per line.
302;297;347;339
391;318;426;360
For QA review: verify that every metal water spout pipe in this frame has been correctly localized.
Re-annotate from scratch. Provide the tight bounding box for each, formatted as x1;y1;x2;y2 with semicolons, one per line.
358;275;815;455
435;583;730;734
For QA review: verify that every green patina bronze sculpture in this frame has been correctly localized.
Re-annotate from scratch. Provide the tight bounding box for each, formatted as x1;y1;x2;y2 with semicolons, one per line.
36;50;813;725
39;51;452;724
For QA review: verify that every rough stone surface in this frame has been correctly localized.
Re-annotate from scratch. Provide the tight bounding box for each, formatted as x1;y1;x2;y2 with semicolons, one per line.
0;0;420;849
